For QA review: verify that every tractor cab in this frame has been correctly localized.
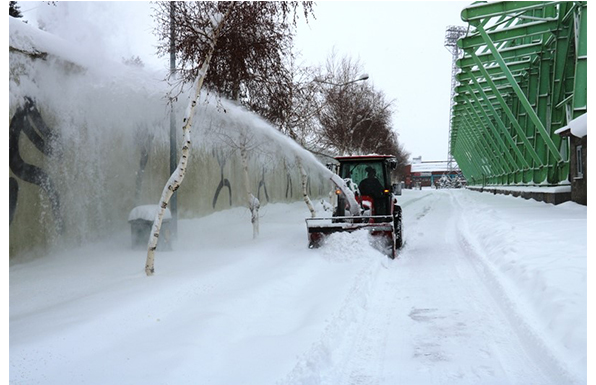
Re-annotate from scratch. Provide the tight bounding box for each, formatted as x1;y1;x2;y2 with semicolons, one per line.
334;155;397;218
307;155;403;258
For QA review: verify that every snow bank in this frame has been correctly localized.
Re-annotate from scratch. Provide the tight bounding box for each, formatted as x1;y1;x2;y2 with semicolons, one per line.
453;190;587;382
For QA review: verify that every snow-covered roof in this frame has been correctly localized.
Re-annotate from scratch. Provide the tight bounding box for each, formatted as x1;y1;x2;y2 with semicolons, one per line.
335;154;395;160
410;161;454;173
554;113;587;138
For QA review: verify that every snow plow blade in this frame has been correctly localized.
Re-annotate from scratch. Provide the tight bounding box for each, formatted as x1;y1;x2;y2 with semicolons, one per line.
306;215;397;258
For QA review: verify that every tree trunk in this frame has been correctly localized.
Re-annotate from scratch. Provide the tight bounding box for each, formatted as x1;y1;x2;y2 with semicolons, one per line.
145;5;234;276
297;156;316;218
240;143;259;239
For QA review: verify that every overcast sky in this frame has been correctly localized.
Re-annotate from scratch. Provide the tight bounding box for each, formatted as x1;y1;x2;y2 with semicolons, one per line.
293;1;471;161
17;1;471;161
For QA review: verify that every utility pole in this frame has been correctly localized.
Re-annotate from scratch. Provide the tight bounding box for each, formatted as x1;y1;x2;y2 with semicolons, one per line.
169;2;178;239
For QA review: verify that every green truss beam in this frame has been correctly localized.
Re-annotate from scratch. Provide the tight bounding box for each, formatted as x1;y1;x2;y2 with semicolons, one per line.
472;23;562;162
461;1;555;22
458;20;559;50
450;1;587;186
457;42;543;68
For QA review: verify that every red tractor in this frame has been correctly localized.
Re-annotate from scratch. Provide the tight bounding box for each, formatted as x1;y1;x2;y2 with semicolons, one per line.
306;155;403;258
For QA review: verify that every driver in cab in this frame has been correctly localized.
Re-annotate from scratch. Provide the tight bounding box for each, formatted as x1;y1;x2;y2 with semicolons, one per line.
358;166;383;199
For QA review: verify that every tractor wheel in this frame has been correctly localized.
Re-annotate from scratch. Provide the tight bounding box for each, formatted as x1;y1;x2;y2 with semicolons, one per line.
395;221;403;249
394;205;403;249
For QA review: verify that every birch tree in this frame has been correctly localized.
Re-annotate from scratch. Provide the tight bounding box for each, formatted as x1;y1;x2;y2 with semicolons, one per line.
153;1;314;103
145;4;234;276
288;66;324;218
296;156;316;217
270;63;322;218
239;131;260;239
152;1;315;231
210;123;262;239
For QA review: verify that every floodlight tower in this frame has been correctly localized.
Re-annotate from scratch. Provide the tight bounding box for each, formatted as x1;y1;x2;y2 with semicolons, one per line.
444;25;467;173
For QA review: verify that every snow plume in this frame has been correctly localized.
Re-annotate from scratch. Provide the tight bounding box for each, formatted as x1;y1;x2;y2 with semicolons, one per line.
9;17;333;258
196;95;330;175
30;2;156;71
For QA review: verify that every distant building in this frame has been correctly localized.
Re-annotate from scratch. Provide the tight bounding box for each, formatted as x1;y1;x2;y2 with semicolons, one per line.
555;113;587;205
403;158;463;189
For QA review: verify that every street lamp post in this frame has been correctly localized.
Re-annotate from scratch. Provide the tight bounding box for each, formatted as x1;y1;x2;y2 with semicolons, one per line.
169;2;178;239
313;73;369;87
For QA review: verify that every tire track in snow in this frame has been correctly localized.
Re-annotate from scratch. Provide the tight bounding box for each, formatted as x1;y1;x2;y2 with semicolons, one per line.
399;191;433;209
328;192;444;384
281;189;571;384
277;235;386;385
449;191;583;385
381;190;558;384
331;266;399;385
286;192;444;384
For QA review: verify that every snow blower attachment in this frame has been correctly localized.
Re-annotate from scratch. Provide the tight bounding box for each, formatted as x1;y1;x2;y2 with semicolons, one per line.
306;155;403;258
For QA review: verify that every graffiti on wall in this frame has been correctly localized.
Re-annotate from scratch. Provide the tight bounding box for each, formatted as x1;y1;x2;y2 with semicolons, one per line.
257;167;269;203
134;125;154;204
212;148;233;208
9;97;64;233
285;172;293;199
9;177;18;224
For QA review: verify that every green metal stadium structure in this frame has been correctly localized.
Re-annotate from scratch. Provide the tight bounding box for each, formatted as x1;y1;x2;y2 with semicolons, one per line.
450;1;587;186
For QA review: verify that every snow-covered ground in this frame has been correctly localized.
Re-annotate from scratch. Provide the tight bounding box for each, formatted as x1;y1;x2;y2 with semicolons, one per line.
9;189;587;384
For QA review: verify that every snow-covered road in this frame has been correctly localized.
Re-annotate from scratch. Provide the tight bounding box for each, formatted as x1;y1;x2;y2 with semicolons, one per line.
280;190;584;384
335;191;564;384
9;189;587;384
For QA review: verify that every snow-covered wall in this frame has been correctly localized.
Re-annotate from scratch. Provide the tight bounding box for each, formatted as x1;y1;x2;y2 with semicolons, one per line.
9;18;330;259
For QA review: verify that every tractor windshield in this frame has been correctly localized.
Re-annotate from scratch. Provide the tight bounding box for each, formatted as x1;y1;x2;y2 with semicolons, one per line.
339;161;386;196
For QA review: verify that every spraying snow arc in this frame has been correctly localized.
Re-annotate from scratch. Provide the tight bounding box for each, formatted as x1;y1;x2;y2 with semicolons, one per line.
9;16;333;262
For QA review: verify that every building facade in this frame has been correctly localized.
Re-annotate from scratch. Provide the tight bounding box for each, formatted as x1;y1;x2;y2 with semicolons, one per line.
556;114;588;205
403;159;464;189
